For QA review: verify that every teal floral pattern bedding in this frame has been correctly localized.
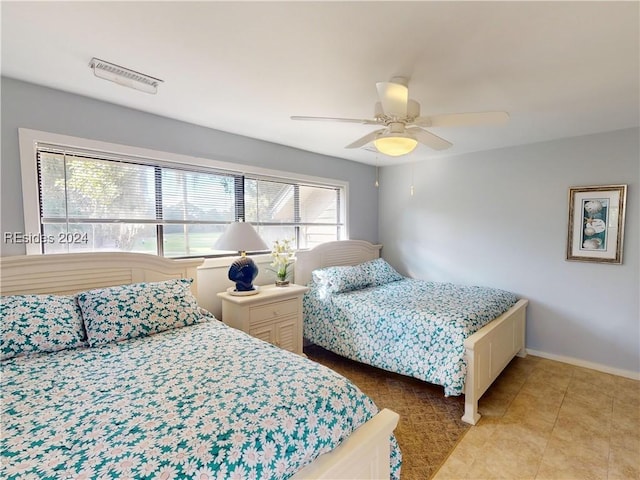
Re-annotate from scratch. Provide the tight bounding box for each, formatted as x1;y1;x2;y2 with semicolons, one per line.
0;294;86;360
304;278;518;396
1;318;401;479
77;278;202;346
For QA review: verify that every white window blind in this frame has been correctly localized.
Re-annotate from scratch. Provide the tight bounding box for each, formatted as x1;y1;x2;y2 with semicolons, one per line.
244;178;342;248
36;146;343;257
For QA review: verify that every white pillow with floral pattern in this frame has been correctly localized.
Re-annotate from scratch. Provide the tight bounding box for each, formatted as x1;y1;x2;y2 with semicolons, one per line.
77;279;202;346
312;264;371;295
1;294;87;360
361;258;405;286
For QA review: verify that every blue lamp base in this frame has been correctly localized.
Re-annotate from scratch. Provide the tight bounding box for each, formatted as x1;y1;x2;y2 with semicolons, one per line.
228;256;259;295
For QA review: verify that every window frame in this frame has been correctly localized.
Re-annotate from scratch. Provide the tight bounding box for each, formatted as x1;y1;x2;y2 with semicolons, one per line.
19;128;349;256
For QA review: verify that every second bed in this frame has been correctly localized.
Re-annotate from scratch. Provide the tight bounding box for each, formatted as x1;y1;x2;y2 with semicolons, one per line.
295;240;529;425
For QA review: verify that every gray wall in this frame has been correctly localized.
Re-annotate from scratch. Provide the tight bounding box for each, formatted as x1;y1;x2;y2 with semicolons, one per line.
1;77;378;256
379;128;639;375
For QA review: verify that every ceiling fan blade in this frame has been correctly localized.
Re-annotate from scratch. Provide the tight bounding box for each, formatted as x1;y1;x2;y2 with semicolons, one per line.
413;111;510;128
406;127;452;151
290;115;378;125
345;129;385;149
376;82;408;117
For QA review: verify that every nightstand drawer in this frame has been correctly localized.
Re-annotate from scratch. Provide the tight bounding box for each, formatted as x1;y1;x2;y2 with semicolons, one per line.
250;298;298;323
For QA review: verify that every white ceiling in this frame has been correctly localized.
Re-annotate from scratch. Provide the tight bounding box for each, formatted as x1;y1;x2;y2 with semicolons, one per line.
2;1;638;166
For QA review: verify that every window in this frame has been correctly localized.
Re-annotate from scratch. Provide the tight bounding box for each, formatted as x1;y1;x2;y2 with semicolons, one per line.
29;135;345;257
245;177;342;249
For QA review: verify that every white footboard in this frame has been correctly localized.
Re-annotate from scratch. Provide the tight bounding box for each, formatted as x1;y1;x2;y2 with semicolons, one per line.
461;299;528;425
292;408;400;479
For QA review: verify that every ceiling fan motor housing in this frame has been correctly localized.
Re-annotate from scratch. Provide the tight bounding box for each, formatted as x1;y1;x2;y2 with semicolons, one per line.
374;99;420;122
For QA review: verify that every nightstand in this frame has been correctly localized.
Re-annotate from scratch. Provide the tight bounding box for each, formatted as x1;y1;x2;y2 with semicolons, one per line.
217;284;309;355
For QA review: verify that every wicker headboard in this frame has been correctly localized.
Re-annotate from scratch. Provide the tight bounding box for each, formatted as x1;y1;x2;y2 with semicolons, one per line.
294;240;382;286
0;253;204;300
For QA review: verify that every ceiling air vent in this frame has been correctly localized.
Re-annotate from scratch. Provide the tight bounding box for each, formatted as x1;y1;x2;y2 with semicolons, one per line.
89;57;163;94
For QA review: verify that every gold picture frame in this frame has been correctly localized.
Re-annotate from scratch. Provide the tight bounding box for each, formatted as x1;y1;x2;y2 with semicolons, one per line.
566;184;627;264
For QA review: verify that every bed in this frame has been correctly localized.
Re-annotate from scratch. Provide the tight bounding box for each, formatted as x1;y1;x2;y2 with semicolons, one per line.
295;240;529;425
0;252;400;480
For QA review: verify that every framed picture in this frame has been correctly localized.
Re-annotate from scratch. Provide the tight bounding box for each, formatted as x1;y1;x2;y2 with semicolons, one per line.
566;184;627;264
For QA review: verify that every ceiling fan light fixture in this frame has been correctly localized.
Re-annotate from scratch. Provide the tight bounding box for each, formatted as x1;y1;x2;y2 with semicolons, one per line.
374;134;418;156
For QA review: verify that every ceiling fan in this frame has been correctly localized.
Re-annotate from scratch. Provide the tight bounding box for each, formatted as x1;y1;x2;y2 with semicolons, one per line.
291;77;509;156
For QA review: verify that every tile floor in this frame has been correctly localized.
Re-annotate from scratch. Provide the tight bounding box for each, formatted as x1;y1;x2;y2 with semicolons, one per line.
433;355;640;479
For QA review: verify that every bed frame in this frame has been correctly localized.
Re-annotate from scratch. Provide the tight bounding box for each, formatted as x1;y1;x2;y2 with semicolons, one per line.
0;252;399;479
295;240;529;425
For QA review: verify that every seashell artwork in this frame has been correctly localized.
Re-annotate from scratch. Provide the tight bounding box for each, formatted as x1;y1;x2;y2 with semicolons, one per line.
587;218;606;234
582;238;602;250
584;200;603;215
568;185;626;264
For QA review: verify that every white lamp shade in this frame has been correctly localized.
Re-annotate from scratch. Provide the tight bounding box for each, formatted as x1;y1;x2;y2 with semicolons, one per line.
374;135;418;157
214;222;268;253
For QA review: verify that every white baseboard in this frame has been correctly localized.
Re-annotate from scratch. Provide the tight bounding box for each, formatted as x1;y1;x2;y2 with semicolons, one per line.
526;348;640;381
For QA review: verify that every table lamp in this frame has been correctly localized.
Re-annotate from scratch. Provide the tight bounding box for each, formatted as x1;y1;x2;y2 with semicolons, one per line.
214;221;268;295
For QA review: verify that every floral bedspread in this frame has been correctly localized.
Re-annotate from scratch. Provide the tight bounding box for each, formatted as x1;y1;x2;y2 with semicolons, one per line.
304;279;518;396
1;319;401;479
